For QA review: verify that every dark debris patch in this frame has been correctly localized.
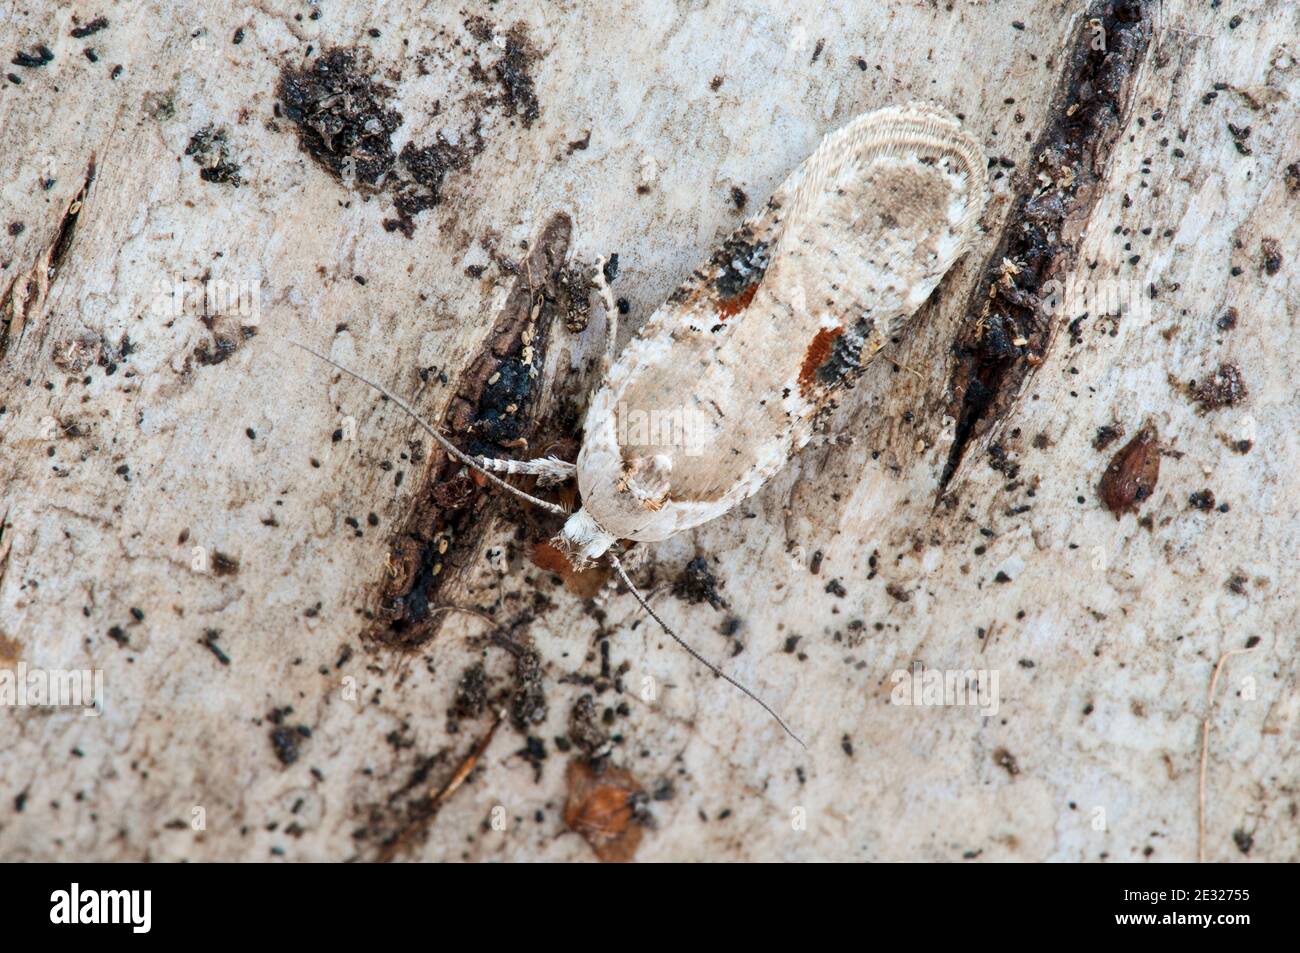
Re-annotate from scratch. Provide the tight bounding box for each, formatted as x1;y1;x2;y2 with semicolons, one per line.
473;23;541;127
276;46;453;237
1285;162;1300;194
1260;237;1282;276
269;726;300;765
568;693;609;757
509;646;547;731
71;17;109;39
211;550;241;576
391;137;474;227
886;582;911;601
673;556;727;611
1187;363;1248;412
1227;121;1252;156
1093;422;1125;451
267;708;311;766
447;662;488;734
12;46;54;68
193;324;257;367
199;628;231;665
185;124;242;187
277;47;401;186
277;22;544;236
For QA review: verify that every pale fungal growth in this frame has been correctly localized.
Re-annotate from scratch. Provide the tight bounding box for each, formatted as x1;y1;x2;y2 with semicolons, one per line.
296;103;988;746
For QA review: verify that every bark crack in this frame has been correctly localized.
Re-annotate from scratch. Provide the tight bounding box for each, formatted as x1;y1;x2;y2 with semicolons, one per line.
938;0;1153;495
367;212;582;649
0;157;96;363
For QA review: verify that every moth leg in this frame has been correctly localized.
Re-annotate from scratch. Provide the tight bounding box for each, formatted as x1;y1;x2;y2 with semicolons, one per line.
289;340;570;517
593;257;619;377
474;454;576;487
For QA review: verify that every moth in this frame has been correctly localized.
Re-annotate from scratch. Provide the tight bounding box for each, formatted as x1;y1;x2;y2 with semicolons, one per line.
295;102;988;747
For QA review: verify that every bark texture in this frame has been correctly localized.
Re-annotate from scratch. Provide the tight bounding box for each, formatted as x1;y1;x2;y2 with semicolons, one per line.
0;0;1295;861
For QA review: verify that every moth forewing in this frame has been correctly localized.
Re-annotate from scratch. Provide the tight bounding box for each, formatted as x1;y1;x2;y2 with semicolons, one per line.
562;102;988;558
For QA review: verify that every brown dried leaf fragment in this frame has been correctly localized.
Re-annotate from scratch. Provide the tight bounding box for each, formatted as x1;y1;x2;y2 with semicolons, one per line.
531;540;609;598
1098;424;1160;518
563;760;645;863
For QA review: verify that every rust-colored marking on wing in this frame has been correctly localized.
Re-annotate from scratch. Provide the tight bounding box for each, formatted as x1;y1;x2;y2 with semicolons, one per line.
716;282;759;320
799;326;844;396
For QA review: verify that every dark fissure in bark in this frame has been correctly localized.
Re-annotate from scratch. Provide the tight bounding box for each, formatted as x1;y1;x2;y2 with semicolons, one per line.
938;0;1152;493
0;158;96;361
368;213;581;649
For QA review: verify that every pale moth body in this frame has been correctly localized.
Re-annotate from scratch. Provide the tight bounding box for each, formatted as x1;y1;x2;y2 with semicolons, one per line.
560;103;989;562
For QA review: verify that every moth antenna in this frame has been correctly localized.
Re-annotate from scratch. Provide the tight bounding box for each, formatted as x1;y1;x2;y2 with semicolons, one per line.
606;551;806;749
289;339;570;517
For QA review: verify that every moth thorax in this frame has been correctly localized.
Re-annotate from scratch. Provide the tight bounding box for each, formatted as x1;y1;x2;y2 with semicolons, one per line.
555;507;617;565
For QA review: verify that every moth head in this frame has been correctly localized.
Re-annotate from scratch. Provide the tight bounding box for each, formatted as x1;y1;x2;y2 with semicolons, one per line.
554;506;618;566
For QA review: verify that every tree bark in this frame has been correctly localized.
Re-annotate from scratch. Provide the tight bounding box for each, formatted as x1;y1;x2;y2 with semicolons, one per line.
0;0;1295;861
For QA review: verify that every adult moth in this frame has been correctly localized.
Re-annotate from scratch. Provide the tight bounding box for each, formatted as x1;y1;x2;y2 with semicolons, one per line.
295;102;988;747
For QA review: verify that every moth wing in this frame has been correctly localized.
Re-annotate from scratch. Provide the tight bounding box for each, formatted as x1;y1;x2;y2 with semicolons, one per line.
576;104;987;543
767;102;988;334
